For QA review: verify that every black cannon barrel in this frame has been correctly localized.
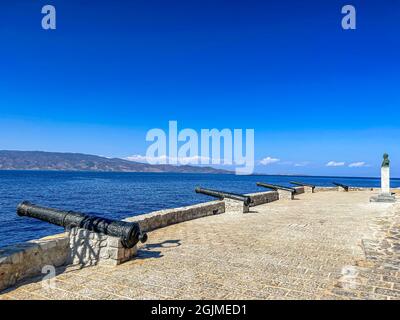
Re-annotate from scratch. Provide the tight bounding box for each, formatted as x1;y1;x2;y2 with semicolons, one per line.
332;182;349;191
195;187;252;206
17;201;147;248
290;181;315;188
256;182;295;193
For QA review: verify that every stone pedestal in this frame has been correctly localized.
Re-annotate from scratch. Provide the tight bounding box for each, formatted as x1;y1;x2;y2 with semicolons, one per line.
224;198;250;213
246;191;279;206
370;162;396;203
68;228;137;266
277;190;294;200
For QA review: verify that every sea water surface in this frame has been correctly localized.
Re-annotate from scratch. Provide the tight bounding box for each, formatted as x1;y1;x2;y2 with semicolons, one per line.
1;170;399;247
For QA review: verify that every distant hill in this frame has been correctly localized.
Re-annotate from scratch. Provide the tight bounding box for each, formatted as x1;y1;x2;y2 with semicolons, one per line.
0;150;231;174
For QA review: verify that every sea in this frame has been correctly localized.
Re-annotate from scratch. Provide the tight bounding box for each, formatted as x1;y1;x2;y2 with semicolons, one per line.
1;170;399;248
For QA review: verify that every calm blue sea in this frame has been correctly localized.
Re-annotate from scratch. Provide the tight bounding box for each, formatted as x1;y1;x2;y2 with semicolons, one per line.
1;171;399;248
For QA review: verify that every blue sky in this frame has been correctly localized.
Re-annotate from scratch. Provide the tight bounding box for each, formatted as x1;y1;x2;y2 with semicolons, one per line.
1;0;399;177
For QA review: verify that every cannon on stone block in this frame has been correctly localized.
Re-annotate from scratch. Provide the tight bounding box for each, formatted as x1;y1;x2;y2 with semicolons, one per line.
17;201;148;248
290;181;315;193
332;182;349;192
256;182;296;193
195;187;252;213
256;182;296;200
195;187;252;205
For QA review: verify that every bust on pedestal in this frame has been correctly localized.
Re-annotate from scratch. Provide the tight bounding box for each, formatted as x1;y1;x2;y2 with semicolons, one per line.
370;153;396;203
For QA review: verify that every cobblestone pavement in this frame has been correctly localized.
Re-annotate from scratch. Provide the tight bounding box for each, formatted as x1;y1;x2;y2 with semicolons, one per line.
1;191;399;300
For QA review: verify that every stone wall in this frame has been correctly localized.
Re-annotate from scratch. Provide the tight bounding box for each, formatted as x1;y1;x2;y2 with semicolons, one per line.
314;186;375;192
225;190;286;212
294;186;305;194
247;191;279;206
349;187;375;191
0;233;69;292
124;200;225;232
314;186;339;192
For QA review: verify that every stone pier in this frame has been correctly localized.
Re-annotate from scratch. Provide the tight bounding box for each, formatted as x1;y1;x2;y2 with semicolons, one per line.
2;190;399;300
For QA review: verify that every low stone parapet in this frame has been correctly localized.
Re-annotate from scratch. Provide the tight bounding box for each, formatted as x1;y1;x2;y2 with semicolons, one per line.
294;186;305;194
314;186;375;192
0;233;69;292
349;187;374;191
124;200;225;232
314;187;339;192
246;187;304;203
246;191;279;206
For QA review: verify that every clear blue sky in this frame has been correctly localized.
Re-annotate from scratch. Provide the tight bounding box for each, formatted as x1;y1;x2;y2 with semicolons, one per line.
1;0;399;177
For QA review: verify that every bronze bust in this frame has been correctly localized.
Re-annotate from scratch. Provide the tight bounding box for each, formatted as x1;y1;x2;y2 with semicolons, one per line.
382;153;390;167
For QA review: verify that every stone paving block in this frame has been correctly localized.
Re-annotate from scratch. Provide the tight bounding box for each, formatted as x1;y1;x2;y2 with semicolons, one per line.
286;290;316;300
374;288;400;298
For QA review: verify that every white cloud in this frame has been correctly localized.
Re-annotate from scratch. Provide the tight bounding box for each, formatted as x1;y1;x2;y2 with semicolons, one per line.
278;161;293;165
326;161;345;167
294;161;310;167
259;157;280;165
348;161;369;167
124;154;149;163
124;154;220;165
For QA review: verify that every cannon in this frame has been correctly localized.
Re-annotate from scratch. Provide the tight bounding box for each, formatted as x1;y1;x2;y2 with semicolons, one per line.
290;181;315;188
195;187;252;206
332;182;349;191
17;201;148;248
290;181;316;193
256;182;296;193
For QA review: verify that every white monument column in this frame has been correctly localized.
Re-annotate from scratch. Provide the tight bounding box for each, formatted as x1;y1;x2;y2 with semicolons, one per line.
381;165;390;195
370;153;396;202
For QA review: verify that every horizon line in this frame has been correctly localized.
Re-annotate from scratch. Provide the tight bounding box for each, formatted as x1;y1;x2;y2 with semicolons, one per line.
0;168;398;181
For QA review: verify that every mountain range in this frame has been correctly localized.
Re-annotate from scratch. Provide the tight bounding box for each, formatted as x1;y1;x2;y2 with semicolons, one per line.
0;150;231;174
